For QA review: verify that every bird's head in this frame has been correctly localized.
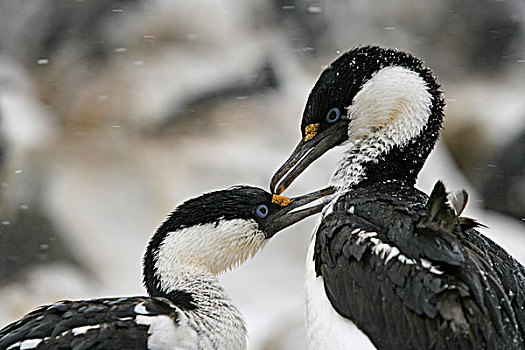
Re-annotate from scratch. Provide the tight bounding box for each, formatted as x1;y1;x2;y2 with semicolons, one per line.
143;185;331;297
271;46;444;194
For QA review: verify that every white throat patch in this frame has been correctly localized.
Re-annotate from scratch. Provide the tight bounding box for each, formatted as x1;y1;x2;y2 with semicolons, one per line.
330;66;432;190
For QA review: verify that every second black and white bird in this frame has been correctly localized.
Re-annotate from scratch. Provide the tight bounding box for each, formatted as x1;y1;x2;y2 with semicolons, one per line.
271;46;525;349
0;186;330;349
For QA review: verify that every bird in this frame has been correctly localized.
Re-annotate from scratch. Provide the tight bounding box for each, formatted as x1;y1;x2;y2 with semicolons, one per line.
0;185;331;350
269;45;525;349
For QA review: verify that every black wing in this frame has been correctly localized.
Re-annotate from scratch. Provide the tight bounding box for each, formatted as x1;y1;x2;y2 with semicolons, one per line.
315;181;525;349
0;296;181;349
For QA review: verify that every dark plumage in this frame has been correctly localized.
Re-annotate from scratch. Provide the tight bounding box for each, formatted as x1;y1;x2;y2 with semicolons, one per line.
315;180;525;349
0;297;173;350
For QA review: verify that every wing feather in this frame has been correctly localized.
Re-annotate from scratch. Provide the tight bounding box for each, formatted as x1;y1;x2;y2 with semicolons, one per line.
315;181;525;349
0;297;180;349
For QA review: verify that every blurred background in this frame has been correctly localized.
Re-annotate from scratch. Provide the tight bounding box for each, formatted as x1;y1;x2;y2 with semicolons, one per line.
0;0;524;348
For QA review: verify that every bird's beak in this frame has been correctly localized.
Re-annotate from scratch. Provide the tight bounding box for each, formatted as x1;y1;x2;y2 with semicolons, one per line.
262;186;334;238
270;124;348;194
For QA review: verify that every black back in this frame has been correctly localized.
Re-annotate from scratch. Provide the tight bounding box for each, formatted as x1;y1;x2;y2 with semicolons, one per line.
315;181;525;349
0;297;180;349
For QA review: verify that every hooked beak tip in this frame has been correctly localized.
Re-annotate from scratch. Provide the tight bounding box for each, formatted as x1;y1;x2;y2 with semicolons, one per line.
263;186;334;238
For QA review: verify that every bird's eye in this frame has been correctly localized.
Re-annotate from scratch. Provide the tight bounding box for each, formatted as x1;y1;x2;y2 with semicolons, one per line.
256;204;269;218
326;107;341;123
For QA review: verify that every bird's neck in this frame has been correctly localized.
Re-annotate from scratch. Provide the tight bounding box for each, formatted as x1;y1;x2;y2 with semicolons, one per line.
162;266;244;319
148;262;221;303
329;128;438;192
143;235;231;308
144;258;247;348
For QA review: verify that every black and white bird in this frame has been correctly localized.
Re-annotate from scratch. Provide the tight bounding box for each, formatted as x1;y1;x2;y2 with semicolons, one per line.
0;185;330;349
270;46;525;349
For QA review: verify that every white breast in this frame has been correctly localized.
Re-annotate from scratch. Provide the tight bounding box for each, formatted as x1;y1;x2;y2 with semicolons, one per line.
305;238;376;350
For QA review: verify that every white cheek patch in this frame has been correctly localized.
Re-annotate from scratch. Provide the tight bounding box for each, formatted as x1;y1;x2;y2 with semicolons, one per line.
347;66;432;146
155;219;267;292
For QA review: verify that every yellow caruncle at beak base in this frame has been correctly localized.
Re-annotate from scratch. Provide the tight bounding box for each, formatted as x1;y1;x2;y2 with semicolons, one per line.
272;194;292;207
304;123;320;141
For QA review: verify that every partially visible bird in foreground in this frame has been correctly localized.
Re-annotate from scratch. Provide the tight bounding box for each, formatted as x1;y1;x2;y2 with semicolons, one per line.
0;186;331;350
271;45;525;349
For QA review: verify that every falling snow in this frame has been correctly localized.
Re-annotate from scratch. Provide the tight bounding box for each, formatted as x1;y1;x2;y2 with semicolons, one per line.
0;2;524;350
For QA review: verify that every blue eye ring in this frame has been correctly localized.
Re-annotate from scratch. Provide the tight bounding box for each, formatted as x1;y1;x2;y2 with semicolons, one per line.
256;204;269;218
326;107;341;123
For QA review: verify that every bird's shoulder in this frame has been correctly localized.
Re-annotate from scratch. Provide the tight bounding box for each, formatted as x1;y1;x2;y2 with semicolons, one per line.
0;296;194;350
317;180;467;270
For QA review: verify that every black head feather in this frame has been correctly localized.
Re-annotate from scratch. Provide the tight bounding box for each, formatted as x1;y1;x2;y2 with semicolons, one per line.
157;186;275;232
305;46;445;187
302;45;444;135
